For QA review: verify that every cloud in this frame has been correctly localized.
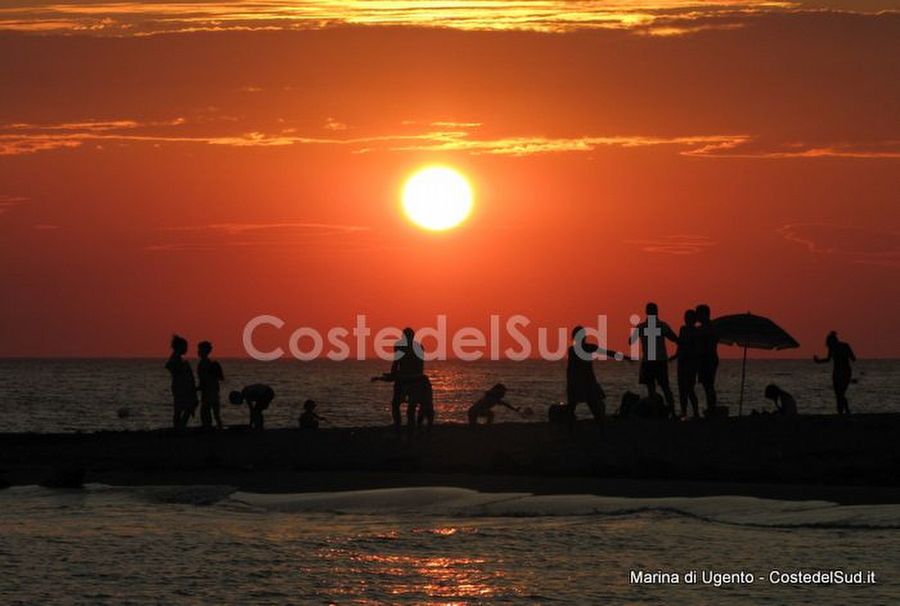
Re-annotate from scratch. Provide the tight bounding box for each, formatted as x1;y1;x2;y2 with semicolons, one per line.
0;137;83;155
625;234;715;255
3;118;897;163
779;223;900;267
0;118;751;157
1;1;884;37
0;118;188;155
0;194;28;214
429;121;483;129
323;117;348;131
637;21;748;36
166;221;370;235
385;132;752;156
4;118;185;132
148;221;371;251
686;139;900;159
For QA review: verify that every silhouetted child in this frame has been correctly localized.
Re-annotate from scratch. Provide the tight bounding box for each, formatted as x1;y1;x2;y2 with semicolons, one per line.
468;383;520;426
230;384;274;430
617;391;641;417
814;331;856;414
764;384;797;416
299;399;323;430
165;334;197;430
617;391;667;419
197;341;224;430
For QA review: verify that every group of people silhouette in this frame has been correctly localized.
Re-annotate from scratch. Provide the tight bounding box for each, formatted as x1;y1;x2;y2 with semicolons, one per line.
165;335;300;431
626;302;721;419
164;310;857;432
562;303;722;422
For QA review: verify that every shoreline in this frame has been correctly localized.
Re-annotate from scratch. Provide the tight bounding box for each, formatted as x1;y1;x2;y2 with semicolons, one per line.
69;470;900;505
2;415;899;503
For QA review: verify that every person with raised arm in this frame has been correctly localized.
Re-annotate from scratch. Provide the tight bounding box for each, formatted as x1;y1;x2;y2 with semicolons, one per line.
372;327;429;433
567;325;628;422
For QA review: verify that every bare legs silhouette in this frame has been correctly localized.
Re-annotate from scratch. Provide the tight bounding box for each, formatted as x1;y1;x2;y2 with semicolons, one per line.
815;331;856;414
676;309;700;418
630;303;678;417
695;304;719;415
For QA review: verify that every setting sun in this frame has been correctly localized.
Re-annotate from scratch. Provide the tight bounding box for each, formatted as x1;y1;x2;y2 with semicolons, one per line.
401;166;474;231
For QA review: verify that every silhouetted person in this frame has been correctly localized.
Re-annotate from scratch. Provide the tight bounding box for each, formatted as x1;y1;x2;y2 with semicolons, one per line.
299;399;323;429
630;302;678;416
468;383;521;426
230;384;274;430
676;309;700;418
566;326;622;422
815;331;856;414
165;334;197;429
618;391;641;417
639;393;669;418
764;384;797;416
695;304;719;414
415;376;435;433
197;341;224;430
372;327;426;432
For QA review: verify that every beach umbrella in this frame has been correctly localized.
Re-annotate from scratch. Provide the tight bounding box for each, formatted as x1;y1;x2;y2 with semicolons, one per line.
712;313;799;415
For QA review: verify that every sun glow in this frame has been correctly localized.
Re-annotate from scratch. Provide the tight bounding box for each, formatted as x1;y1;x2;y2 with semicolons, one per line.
401;166;474;231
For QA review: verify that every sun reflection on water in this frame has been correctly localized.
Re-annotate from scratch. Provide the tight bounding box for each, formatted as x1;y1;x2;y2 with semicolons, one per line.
315;524;517;602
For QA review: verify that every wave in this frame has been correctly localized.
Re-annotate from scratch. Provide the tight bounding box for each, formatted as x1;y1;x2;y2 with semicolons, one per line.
1;483;237;506
6;484;898;529
228;487;900;529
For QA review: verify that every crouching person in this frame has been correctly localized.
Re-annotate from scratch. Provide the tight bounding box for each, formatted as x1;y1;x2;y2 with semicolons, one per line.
299;399;323;429
764;384;797;416
468;383;520;426
230;384;274;430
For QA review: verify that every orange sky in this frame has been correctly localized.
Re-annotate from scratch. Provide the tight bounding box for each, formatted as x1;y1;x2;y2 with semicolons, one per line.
0;1;898;357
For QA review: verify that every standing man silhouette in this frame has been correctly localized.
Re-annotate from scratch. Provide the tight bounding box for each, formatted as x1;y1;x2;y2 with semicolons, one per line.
630;303;678;417
372;327;427;433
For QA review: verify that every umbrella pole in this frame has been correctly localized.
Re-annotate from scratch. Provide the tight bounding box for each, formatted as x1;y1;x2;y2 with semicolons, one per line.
739;346;748;416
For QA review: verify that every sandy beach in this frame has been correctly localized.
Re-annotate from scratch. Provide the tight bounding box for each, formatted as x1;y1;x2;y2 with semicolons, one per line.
3;414;898;503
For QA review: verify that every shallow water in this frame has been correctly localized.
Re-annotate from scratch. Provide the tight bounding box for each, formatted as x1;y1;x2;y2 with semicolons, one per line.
0;485;897;605
0;359;897;433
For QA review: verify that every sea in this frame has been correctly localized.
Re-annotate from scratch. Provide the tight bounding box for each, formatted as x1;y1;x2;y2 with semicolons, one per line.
0;485;898;604
1;359;898;604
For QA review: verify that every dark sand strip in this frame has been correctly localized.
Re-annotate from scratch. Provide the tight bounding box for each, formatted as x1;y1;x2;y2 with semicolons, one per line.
2;415;898;503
